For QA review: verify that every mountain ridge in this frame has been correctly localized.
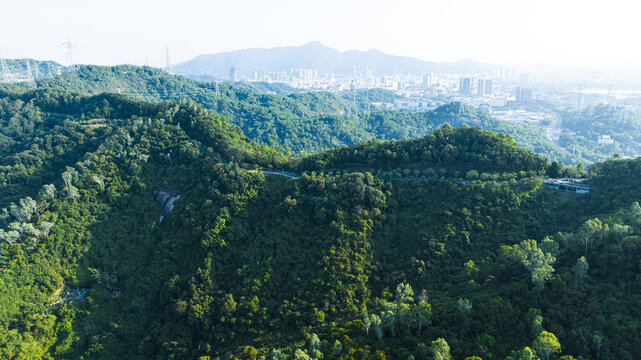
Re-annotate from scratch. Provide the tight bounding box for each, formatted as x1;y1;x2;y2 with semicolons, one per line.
173;41;504;80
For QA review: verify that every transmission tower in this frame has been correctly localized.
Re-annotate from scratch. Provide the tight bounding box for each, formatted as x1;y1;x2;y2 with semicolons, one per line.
164;45;172;74
58;38;79;66
215;81;220;98
25;61;36;88
31;59;39;79
0;58;13;83
0;47;14;84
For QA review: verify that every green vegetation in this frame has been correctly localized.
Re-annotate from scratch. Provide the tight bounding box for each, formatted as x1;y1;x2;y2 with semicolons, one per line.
2;82;641;359
36;65;571;162
558;104;641;163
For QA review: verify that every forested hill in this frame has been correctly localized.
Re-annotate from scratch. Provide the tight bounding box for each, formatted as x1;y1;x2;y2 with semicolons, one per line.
558;104;641;163
0;87;283;205
297;124;549;174
34;65;573;163
36;65;351;151
2;86;641;359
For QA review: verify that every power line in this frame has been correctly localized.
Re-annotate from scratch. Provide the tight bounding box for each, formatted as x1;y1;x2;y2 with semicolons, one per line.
58;38;80;66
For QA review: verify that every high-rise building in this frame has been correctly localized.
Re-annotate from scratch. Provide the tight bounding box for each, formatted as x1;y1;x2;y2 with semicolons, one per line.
459;78;471;94
477;79;485;95
515;87;533;103
484;79;492;95
423;74;432;86
229;66;237;82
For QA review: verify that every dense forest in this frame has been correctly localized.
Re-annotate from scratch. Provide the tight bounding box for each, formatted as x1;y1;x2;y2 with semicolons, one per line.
558;104;641;162
1;85;641;359
32;65;574;163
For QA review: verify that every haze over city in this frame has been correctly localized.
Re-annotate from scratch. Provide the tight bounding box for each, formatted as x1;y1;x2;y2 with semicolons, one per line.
2;0;641;69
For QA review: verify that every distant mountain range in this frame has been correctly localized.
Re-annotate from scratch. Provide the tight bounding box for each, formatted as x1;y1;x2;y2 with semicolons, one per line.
173;41;505;80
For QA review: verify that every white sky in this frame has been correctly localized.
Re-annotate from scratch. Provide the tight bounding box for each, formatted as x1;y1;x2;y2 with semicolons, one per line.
1;0;640;69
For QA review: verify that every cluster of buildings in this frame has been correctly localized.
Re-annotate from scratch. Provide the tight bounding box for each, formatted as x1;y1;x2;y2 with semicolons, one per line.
227;65;545;113
458;78;493;96
514;87;534;103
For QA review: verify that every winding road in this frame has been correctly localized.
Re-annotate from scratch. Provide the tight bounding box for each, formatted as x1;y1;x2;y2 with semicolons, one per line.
249;170;300;178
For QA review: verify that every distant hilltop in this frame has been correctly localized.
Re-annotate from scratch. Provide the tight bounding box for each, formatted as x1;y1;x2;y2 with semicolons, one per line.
173;41;505;81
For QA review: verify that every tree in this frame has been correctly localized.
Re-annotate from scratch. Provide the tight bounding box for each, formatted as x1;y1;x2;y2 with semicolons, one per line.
592;334;602;358
414;300;432;335
9;197;37;223
332;340;342;355
0;208;9;227
91;175;105;187
294;349;312;360
464;260;479;278
457;298;472;318
371;314;383;340
20;223;40;237
62;166;77;188
270;349;287;360
507;347;539;360
222;294;236;319
513;240;556;292
575;162;585;176
571;256;588;284
309;333;321;352
382;310;396;338
574;218;602;257
0;229;20;244
39;222;54;237
43;184;56;199
610;223;630;246
67;185;80;201
395;282;413;328
430;338;452;360
362;310;371;335
629;202;641;233
240;346;258;360
533;331;561;360
540;237;559;257
528;308;544;338
548;161;564;178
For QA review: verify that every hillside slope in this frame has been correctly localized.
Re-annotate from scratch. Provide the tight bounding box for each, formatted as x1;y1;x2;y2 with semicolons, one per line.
34;65;573;164
3;88;641;359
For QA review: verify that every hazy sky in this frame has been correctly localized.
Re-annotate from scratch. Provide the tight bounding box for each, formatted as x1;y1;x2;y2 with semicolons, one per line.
2;0;640;69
